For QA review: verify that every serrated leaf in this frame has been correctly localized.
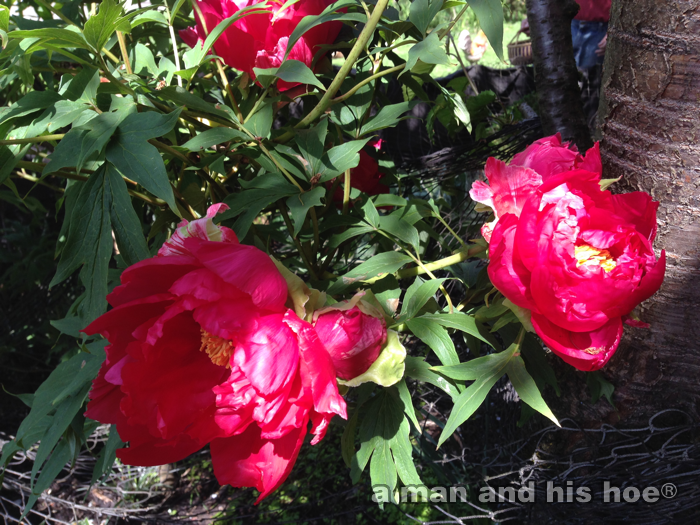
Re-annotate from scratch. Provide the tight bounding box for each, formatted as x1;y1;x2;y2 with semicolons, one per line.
505;355;560;426
182;127;249;151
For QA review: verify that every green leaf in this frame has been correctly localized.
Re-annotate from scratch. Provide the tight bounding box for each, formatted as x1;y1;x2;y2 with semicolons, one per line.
328;252;413;294
521;333;560;395
505;355;560;426
586;371;616;408
350;386;424;506
276;59;326;90
220;173;298;238
360;101;417;136
1;349;105;466
83;0;123;52
285;0;365;60
295;118;329;177
467;0;505;61
91;425;123;484
379;213;421;252
406;317;459;366
404;356;459;401
105;109;181;211
317;138;371;183
157;86;232;121
0;90;63;125
418;313;500;350
396;379;420;431
286;186;325;236
44;104;134;175
108;165;150;266
0;5;9;32
244;103;273;138
50;163;144;323
437;346;515;448
362;198;380;228
9;28;90;50
410;0;444;35
401;277;446;320
403;32;451;75
182;128;249;151
31;382;91;485
30;100;89;134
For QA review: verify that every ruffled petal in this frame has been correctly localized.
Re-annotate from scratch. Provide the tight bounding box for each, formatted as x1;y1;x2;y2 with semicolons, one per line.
210;418;308;503
531;314;623;371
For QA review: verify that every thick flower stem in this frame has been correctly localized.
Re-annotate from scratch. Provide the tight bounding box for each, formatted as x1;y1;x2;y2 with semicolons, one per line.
342;169;351;214
116;31;133;75
396;244;487;279
0;134;65;145
277;0;391;142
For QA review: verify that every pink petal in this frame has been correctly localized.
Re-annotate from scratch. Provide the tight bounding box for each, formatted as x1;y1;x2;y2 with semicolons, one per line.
210;418;308;503
531;314;623;371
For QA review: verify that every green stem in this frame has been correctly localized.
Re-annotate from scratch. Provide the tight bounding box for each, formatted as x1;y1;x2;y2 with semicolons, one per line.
277;0;391;142
342;169;351;214
0;134;65;145
396;245;487;279
434;213;468;249
331;64;405;104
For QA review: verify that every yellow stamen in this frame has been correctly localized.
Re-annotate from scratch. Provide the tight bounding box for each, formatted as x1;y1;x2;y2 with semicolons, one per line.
200;330;234;368
583;346;605;355
574;244;616;272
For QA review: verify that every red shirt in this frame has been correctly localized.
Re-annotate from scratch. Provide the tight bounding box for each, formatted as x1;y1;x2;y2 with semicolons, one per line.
574;0;611;22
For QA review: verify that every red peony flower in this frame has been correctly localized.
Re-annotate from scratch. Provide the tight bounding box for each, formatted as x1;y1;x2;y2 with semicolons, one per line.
180;0;342;91
470;135;665;371
470;134;601;242
312;293;387;380
332;149;390;205
84;205;346;502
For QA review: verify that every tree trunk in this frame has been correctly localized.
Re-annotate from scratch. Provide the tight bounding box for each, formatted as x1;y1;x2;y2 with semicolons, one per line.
526;0;593;151
568;0;700;425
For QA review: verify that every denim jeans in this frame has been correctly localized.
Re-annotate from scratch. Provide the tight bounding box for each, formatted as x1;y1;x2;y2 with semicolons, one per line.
571;19;608;69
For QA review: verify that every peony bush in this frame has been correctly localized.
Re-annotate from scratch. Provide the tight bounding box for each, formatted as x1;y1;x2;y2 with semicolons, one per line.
0;0;664;512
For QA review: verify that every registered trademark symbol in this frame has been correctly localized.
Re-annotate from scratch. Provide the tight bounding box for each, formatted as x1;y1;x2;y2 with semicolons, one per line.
661;483;677;498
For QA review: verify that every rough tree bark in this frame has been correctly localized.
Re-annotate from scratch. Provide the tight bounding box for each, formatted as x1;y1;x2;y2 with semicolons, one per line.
596;0;700;423
525;0;593;151
552;1;700;428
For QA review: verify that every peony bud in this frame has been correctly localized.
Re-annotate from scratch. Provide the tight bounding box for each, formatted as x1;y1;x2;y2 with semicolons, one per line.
313;296;387;380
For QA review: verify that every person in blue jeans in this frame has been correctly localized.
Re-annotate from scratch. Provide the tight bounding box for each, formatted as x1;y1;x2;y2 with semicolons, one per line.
571;0;611;69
